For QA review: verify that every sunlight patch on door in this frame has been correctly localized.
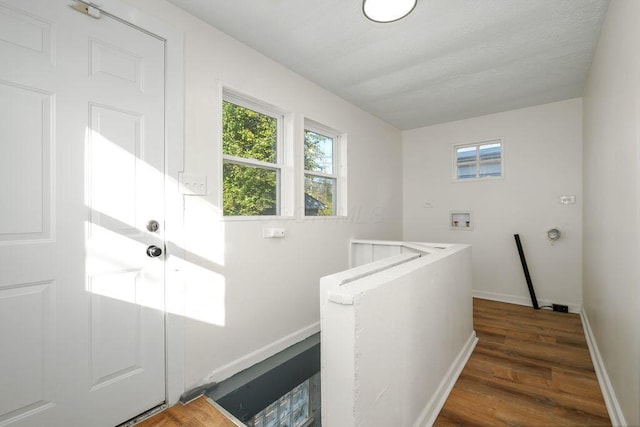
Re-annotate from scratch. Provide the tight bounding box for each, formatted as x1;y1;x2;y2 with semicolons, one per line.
84;129;227;327
87;108;141;238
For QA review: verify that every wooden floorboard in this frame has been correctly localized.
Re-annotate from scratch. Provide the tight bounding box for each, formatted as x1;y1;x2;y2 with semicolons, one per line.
434;298;611;426
137;396;236;427
139;299;609;426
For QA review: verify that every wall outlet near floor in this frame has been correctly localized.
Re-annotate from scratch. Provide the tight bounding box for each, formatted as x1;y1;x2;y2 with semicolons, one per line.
552;304;569;313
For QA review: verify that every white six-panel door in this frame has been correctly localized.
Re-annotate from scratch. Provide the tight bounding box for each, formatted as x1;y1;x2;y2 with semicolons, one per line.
0;1;166;425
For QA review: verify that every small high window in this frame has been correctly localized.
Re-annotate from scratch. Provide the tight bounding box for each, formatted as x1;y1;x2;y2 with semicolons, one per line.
222;92;284;216
454;139;503;181
304;121;345;216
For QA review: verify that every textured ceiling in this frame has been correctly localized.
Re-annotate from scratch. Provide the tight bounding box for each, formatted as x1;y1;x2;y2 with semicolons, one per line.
167;0;609;130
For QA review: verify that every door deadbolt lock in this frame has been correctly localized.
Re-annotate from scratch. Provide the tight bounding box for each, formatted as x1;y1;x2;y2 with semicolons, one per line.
146;220;160;233
146;245;163;258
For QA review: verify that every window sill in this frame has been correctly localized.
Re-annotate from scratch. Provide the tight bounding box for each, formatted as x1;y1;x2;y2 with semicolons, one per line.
451;175;504;183
220;215;349;222
221;215;296;222
302;215;348;221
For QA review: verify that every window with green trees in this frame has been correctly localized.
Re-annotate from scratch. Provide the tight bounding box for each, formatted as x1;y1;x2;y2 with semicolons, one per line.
304;123;340;216
222;95;282;216
221;91;345;218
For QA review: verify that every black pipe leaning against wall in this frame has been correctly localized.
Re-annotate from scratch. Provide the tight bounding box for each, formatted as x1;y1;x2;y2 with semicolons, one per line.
514;234;540;310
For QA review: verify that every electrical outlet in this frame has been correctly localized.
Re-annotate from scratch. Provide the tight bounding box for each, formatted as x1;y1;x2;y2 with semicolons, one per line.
263;227;285;239
559;195;576;204
552;304;568;313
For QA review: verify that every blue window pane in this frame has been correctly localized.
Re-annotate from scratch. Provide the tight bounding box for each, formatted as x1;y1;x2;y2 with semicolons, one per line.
456;146;476;163
479;143;501;161
480;161;501;177
304;130;334;174
457;164;477;179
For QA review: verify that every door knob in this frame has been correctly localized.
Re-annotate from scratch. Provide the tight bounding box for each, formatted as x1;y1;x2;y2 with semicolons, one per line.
146;245;163;258
146;220;160;232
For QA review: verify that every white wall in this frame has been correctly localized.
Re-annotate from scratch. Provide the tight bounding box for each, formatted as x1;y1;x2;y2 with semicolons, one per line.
125;0;403;391
403;99;583;310
321;242;475;427
583;0;640;424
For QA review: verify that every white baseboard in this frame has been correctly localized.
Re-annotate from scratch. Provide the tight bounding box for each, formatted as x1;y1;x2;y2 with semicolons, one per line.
580;309;626;426
473;290;582;314
416;331;478;427
201;322;320;386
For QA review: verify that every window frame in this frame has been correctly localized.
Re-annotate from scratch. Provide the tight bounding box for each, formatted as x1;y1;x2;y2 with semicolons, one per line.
303;119;347;218
221;90;290;219
452;138;504;182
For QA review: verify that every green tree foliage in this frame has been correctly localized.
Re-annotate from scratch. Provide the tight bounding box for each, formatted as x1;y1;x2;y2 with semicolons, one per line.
304;175;334;216
222;101;336;216
304;132;321;172
222;101;278;216
304;130;335;216
223;163;277;216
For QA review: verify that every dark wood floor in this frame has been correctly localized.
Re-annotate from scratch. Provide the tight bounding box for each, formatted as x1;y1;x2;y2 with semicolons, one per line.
435;298;610;426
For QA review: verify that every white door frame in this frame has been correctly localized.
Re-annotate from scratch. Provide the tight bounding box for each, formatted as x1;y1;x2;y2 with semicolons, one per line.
78;0;186;406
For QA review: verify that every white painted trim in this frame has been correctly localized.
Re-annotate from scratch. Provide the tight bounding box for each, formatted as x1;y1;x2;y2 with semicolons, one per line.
580;309;626;426
163;23;186;409
98;0;186;406
415;331;478;427
451;137;505;182
472;290;582;314
202;322;321;386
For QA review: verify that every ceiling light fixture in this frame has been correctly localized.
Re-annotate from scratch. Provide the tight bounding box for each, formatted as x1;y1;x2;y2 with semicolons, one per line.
363;0;417;23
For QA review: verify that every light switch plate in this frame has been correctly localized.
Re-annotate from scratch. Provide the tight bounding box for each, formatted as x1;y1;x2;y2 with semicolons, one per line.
179;173;207;196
